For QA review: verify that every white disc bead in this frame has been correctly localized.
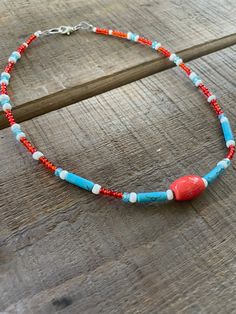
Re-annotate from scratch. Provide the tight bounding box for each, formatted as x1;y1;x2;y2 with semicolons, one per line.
2;103;12;111
11;123;21;131
16;132;26;141
202;178;208;187
59;170;68;180
166;189;174;200
32;151;44;160
129;192;137;203
92;184;101;195
226;140;235;148
207;95;216;103
169;53;177;61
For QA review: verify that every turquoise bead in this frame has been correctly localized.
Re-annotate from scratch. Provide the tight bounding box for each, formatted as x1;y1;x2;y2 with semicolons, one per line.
203;164;225;184
55;168;63;176
11;52;20;60
65;172;95;191
122;192;130;203
219;114;234;143
137;192;168;203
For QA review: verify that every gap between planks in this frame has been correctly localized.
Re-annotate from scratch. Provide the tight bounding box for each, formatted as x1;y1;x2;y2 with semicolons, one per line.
0;32;236;130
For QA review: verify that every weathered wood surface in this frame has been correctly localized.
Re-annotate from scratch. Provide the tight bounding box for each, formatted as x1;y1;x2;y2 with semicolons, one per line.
0;0;236;127
1;46;236;313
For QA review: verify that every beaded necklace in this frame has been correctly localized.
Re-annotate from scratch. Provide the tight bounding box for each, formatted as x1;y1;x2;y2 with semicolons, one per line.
1;22;235;203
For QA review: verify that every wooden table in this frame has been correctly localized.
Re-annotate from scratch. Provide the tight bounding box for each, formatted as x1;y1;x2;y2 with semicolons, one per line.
1;1;236;313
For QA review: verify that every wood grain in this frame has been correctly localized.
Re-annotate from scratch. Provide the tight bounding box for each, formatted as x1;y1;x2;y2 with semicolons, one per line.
0;0;236;128
1;46;236;313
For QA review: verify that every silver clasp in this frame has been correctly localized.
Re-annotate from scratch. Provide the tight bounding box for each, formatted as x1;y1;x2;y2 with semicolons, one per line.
40;21;94;37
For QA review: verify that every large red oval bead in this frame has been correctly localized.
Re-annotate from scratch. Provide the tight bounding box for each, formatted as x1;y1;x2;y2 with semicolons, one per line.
170;175;205;201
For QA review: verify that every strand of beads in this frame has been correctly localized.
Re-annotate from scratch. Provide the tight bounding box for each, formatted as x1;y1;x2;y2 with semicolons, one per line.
0;25;235;203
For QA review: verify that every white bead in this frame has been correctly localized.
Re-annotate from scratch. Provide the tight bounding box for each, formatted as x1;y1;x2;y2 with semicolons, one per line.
226;140;235;148
134;35;139;42
23;42;28;47
176;58;183;66
166;189;174;200
92;184;101;195
169;53;177;62
207;95;216;103
153;42;161;50
220;116;228;123
129;192;137;203
202;178;208;187
0;79;9;85
11;123;21;131
127;32;132;40
1;72;10;79
32;151;44;160
8;56;17;63
217;160;228;169
108;30;113;35
194;79;202;87
16;132;26;141
59;170;68;180
2;103;12;111
189;72;197;80
34;31;42;37
92;27;97;32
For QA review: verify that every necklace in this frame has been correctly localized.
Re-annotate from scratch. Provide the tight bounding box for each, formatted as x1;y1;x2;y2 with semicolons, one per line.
0;22;235;203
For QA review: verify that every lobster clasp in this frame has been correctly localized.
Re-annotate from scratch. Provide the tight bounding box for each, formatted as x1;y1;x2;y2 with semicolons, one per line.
58;25;76;35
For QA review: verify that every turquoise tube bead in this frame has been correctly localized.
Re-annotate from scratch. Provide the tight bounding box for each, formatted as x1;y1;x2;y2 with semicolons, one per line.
219;114;234;143
203;164;225;184
65;172;95;191
137;192;168;203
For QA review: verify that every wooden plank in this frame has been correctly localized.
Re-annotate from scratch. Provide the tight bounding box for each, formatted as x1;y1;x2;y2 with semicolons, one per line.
1;46;236;313
1;0;236;128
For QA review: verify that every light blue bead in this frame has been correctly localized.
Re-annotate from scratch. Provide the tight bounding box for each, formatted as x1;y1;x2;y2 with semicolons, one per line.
0;94;10;105
222;158;231;167
55;168;63;176
12;129;22;136
122;192;130;203
152;41;160;49
128;32;138;41
137;192;168;203
203;164;225;184
173;56;180;64
9;56;17;63
11;52;20;60
1;74;10;82
192;76;200;84
219;115;234;143
65;172;94;191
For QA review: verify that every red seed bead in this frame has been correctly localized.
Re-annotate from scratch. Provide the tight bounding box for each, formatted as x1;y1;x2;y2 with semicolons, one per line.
4;62;14;73
158;47;171;57
20;137;37;154
226;145;235;160
26;34;37;45
39;156;57;172
1;83;7;94
138;37;152;46
100;187;123;199
96;28;109;35
112;30;127;38
170;175;206;201
179;63;191;76
5;110;15;126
